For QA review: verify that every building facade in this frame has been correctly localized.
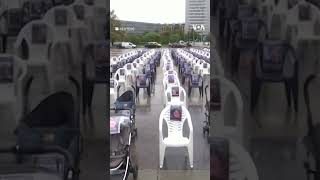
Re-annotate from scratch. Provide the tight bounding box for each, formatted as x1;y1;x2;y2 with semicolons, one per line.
185;0;210;35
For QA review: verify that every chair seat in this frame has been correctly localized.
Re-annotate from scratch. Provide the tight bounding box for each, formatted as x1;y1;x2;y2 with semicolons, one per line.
163;136;190;147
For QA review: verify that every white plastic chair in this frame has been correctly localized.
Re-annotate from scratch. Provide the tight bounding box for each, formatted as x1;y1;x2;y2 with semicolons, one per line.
159;105;193;168
163;74;180;90
0;54;28;137
13;20;54;92
114;68;127;90
210;76;244;145
164;85;187;107
124;63;135;85
110;78;118;104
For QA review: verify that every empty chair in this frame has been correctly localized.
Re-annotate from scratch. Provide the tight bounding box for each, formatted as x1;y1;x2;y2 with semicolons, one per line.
251;40;298;113
210;76;244;145
159;105;193;168
124;63;135;85
230;16;267;75
0;54;29;138
188;74;203;98
0;8;25;52
136;74;151;97
163;74;180;91
143;63;155;85
110;78;118;104
164;70;178;79
14;20;54;92
114;68;127;89
42;5;77;41
164;85;187;107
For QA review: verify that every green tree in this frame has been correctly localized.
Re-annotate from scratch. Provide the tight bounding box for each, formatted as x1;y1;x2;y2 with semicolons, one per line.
110;10;126;44
143;32;160;43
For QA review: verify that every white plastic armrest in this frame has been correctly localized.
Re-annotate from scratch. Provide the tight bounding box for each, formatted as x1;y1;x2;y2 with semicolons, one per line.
159;107;167;141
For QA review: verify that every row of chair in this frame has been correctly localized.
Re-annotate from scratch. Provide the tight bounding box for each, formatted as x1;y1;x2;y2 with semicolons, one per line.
159;49;193;169
110;49;161;104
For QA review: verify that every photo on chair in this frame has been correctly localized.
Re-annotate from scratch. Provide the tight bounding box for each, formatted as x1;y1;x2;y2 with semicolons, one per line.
288;0;299;9
54;9;68;26
261;44;285;73
170;105;182;121
299;4;311;21
73;4;85;20
172;86;180;97
0;57;13;83
31;24;47;44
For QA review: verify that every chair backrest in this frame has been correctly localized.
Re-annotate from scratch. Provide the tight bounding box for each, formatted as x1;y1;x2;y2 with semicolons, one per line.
42;6;77;41
85;6;106;41
210;76;244;144
116;68;126;79
165;86;187;106
0;54;27;134
14;20;54;61
164;70;178;77
160;105;192;139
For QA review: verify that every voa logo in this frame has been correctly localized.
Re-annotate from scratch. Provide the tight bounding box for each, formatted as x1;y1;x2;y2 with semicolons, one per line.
192;24;205;31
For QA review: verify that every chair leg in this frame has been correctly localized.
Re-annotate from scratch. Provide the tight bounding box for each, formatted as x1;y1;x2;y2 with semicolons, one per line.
159;144;166;168
284;81;292;107
187;144;193;168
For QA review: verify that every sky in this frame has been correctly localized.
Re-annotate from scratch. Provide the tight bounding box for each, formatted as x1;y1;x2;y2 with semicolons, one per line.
110;0;185;24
